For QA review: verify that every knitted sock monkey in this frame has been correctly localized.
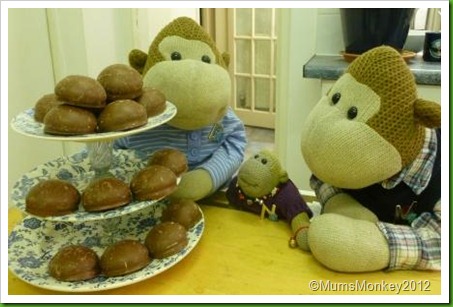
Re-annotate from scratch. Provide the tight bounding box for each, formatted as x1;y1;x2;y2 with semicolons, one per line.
115;17;247;201
226;150;313;247
296;46;441;272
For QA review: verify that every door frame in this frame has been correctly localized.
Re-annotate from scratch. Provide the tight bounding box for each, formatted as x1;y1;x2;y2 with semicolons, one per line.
202;8;277;129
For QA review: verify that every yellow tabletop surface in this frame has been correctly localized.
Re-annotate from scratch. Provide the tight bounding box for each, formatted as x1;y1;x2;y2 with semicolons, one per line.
8;198;442;298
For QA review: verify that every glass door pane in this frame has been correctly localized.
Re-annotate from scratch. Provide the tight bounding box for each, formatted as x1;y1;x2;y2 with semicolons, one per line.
231;8;277;129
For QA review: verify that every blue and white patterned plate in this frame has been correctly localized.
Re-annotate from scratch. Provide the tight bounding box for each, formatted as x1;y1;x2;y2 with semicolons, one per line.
11;149;175;222
10;101;176;143
8;203;204;292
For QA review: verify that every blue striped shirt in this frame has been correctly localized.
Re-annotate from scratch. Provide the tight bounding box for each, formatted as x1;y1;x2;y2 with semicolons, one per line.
114;107;247;192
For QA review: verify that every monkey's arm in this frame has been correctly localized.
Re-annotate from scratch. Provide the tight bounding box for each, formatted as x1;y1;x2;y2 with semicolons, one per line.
196;108;247;193
171;108;246;200
310;175;378;221
292;175;378;251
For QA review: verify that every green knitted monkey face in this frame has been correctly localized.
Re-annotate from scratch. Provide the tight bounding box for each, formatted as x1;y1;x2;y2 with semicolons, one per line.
301;73;401;189
237;150;288;198
301;46;441;189
141;18;230;130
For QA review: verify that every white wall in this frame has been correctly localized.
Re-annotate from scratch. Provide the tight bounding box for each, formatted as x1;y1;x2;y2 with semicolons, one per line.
7;9;65;206
276;8;344;192
315;8;344;55
133;8;199;51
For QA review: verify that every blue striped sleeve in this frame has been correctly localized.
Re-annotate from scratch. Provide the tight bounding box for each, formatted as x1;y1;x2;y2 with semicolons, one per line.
113;108;247;193
200;113;247;191
113;125;190;155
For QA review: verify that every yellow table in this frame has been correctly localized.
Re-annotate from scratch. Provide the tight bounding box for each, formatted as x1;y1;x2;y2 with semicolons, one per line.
8;198;441;298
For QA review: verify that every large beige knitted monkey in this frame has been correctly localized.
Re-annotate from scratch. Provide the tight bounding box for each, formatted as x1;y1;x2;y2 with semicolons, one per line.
294;46;441;272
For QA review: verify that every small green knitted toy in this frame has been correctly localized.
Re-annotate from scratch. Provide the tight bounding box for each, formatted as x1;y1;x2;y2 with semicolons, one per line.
226;150;312;247
299;46;441;272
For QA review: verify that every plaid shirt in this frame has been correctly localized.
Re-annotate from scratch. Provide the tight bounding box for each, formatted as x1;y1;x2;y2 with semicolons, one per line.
310;128;441;271
382;128;437;195
378;201;441;271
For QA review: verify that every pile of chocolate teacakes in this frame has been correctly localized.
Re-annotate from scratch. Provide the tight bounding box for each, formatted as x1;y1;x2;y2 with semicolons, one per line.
23;64;203;281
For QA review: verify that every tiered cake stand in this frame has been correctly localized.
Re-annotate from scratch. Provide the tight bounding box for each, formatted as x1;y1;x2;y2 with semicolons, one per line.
8;102;205;292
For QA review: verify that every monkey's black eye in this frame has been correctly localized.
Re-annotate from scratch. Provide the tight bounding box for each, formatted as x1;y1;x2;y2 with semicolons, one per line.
201;55;211;63
254;154;259;159
171;51;182;61
331;92;341;105
347;106;358;119
261;158;267;165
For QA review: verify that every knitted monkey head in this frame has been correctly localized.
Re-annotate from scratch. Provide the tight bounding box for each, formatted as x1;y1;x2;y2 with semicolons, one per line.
301;46;441;189
128;17;231;130
237;150;289;198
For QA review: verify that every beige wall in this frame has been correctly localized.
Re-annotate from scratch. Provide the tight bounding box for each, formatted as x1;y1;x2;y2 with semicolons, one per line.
315;8;345;55
8;9;65;206
133;8;199;51
276;9;321;193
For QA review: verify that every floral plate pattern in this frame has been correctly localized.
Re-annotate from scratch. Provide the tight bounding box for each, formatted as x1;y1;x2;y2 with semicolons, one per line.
11;149;170;222
10;102;176;142
8;203;204;292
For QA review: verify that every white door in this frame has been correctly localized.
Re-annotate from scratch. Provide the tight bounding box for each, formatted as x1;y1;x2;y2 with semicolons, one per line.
229;8;278;129
201;8;278;129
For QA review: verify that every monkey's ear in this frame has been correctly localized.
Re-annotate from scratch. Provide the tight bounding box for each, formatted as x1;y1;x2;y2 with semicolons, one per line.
414;98;441;128
222;52;230;68
129;49;148;74
279;170;289;183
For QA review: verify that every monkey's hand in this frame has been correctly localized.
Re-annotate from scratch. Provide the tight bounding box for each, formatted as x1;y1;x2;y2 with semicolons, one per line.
290;212;311;251
169;169;213;201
